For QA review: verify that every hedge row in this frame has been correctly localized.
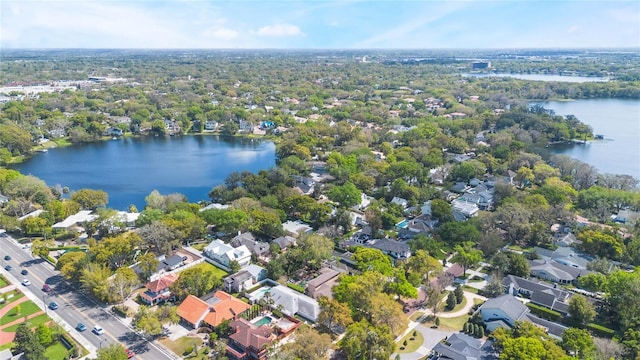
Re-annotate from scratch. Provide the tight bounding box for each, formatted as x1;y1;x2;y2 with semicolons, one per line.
286;283;305;293
586;323;615;338
525;303;563;321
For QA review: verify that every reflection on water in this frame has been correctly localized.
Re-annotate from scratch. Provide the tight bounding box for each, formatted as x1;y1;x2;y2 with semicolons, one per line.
12;135;276;210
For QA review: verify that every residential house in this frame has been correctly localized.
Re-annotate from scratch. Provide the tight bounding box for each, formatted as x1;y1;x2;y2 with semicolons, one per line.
281;220;313;238
479;294;568;339
226;318;275;360
139;273;179;305
451;200;479;219
431;333;492;360
204;239;252;269
291;175;315;195
390;197;409;209
158;254;188;272
224;264;267;293
272;236;296;250
224;271;254;293
176;291;250;329
231;232;270;259
503;275;573;315
368;238;411;260
306;267;341;299
266;285;320;322
529;259;590;284
52;210;98;231
534;246;591;270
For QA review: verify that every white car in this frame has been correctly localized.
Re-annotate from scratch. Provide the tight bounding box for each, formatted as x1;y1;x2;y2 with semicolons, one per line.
21;279;31;286
92;325;104;335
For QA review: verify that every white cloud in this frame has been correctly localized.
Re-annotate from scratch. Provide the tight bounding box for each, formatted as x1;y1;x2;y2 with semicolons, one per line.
203;27;239;40
257;24;303;37
567;25;580;34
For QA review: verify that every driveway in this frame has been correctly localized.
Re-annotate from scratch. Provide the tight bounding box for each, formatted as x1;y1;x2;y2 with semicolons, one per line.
393;324;454;360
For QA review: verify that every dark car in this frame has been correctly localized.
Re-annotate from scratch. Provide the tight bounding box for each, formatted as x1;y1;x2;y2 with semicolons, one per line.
4;265;11;271
20;269;28;275
42;284;52;292
76;323;87;332
4;255;10;261
48;302;58;310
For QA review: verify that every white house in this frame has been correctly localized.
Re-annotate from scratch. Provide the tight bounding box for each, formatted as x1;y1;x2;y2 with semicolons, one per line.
52;210;98;231
203;239;251;268
268;285;320;322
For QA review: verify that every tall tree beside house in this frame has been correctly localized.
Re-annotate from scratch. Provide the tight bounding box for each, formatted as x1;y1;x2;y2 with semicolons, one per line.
451;243;483;278
567;295;596;326
13;323;46;360
339;320;395;360
318;296;353;333
70;188;109;209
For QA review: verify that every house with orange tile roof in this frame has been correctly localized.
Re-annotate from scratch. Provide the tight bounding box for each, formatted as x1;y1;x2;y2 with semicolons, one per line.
176;291;250;329
139;273;179;305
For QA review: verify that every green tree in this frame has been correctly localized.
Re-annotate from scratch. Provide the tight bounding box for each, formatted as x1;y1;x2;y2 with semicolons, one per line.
136;252;160;282
170;266;221;301
352;247;393;276
96;343;128;360
327;182;362;208
507;253;530;277
56;251;88;282
35;324;53;346
451;244;483;277
110;267;140;304
339;320;395;360
80;263;113;302
567;295;596;326
446;292;456;310
279;326;333;360
318;296;353;333
438;222;481;245
561;328;596;359
14;323;46;360
70;188;109;209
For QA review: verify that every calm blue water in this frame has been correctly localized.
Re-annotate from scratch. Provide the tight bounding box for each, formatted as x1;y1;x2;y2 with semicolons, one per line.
535;99;640;179
464;73;610;83
12;136;276;210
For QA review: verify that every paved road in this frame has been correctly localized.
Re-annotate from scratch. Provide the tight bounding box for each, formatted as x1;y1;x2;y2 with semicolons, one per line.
0;234;177;360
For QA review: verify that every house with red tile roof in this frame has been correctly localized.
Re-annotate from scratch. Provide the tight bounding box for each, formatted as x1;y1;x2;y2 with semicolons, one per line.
176;291;250;329
139;273;179;305
226;318;275;360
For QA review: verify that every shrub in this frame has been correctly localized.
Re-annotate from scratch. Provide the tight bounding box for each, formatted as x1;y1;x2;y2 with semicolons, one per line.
478;327;485;338
403;340;407;346
473;324;480;337
435;317;440;326
183;346;194;356
413;330;417;337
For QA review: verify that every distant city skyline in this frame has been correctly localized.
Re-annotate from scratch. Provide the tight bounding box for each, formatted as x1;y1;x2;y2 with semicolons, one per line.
1;1;639;49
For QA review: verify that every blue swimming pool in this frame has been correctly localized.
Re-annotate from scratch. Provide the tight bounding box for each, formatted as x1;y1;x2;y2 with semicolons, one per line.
396;219;409;228
253;316;273;327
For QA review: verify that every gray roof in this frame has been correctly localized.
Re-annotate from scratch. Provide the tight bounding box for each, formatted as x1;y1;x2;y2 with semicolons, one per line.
503;275;571;302
432;333;485;360
525;314;568;339
480;294;528;323
369;238;410;254
224;270;252;283
529;259;590;282
273;235;296;249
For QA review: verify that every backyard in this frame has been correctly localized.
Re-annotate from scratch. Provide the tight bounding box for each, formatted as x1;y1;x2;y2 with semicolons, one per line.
160;336;208;360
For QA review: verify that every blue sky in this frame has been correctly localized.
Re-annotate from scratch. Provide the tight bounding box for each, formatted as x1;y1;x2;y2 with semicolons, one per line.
2;1;639;49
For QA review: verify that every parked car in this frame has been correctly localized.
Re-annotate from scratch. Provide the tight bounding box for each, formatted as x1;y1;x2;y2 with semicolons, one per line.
48;302;58;310
76;323;87;332
4;255;10;261
21;269;28;275
42;284;52;292
21;279;31;286
125;349;135;359
4;265;12;271
92;325;104;335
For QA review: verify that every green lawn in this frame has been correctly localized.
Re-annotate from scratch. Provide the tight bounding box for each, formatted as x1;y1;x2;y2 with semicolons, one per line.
0;275;9;288
0;301;42;325
159;336;207;359
437;314;470;331
409;311;425;322
4;314;51;332
0;291;25;310
44;341;69;360
462;285;479;294
396;330;425;353
191;243;207;251
190;262;228;278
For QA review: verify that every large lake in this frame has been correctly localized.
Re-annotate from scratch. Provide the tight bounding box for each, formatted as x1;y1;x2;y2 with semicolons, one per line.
535;99;640;179
464;73;610;83
12;136;276;210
